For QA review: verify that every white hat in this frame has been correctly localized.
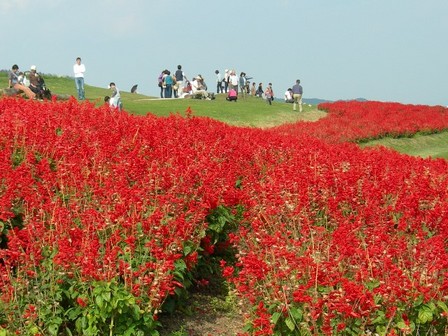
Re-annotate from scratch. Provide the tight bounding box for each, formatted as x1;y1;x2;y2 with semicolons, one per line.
30;65;37;71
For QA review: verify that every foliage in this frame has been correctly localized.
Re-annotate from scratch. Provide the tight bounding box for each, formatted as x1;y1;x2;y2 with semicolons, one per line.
273;100;448;144
1;97;448;335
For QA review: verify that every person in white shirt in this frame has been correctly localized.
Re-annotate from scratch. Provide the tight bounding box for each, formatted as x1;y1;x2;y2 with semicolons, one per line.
73;57;86;100
191;76;210;99
108;82;122;110
284;88;294;103
215;70;223;94
229;70;238;92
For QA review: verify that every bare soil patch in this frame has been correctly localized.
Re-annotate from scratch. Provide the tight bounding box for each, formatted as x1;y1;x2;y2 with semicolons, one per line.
158;291;245;336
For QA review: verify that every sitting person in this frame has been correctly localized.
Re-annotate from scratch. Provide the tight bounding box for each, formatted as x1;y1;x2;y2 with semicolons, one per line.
226;88;238;102
28;65;51;99
8;64;36;99
191;76;210;99
284;88;294;103
183;80;192;95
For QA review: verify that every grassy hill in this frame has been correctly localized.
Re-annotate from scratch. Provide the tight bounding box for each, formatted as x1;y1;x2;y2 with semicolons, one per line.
1;71;447;158
0;71;325;128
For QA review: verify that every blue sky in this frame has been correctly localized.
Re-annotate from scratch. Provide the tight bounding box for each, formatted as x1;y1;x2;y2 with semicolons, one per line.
1;0;447;106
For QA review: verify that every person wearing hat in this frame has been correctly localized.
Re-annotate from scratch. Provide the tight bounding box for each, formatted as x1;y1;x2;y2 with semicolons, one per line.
8;64;36;99
291;79;303;112
29;65;43;97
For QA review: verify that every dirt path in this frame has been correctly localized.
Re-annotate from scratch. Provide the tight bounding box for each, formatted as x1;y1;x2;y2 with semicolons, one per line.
158;292;245;336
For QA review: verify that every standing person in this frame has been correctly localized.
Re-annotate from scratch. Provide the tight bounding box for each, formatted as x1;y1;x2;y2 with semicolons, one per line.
73;57;86;100
291;79;303;112
223;69;230;93
163;70;174;98
268;83;274;103
250;82;256;96
8;64;36;99
265;84;273;105
256;83;263;98
158;70;166;98
108;82;122;111
215;70;223;94
229;70;238;93
174;65;186;98
239;72;247;97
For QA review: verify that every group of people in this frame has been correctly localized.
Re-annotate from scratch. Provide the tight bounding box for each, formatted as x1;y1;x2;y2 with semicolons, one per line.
158;65;216;100
7;64;50;100
7;58;303;112
284;80;304;112
73;57;122;110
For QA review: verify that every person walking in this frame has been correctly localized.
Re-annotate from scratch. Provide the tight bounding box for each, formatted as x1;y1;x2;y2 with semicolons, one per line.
73;57;86;100
291;79;303;112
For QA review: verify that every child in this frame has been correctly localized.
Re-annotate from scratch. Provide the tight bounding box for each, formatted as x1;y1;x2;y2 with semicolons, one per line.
226;88;237;102
108;82;123;111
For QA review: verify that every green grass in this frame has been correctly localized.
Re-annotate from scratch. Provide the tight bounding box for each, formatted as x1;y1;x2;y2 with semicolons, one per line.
0;72;325;128
1;72;447;158
360;132;448;159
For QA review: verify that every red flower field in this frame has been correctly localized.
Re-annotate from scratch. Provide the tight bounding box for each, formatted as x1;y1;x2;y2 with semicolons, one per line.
1;97;448;335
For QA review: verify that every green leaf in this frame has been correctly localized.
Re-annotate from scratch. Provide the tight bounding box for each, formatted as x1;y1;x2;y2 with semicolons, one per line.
285;317;295;331
271;312;282;325
365;279;380;291
174;259;187;272
418;305;433;323
396;321;408;330
412;296;424;307
95;295;103;309
48;323;60;336
290;307;302;322
437;300;448;313
65;307;81;320
102;290;111;302
183;243;193;255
